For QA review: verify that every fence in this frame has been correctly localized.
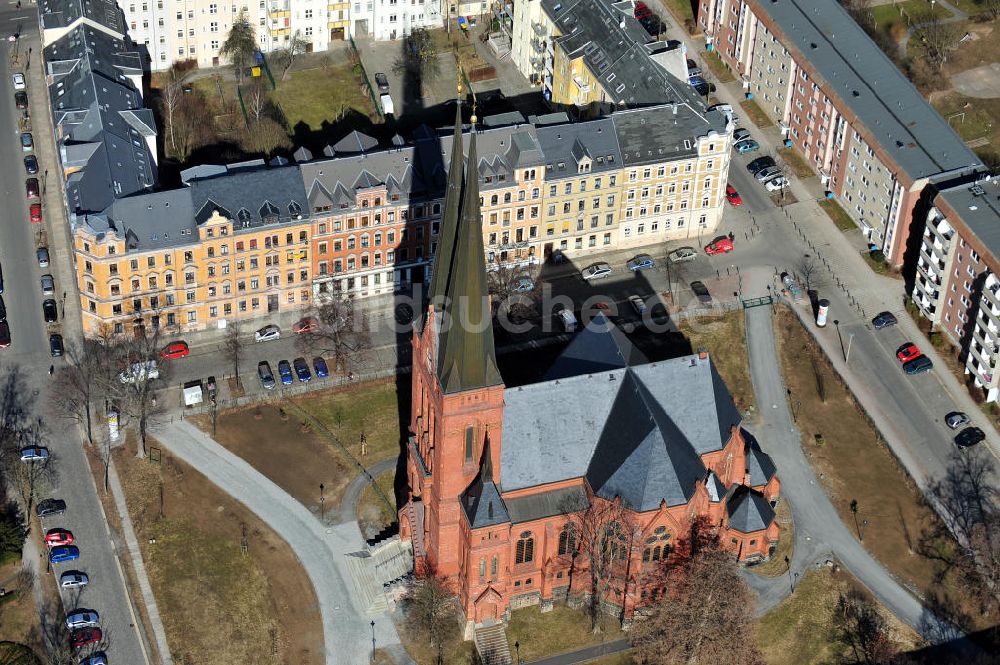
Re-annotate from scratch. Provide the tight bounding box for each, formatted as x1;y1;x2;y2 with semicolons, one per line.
349;36;383;120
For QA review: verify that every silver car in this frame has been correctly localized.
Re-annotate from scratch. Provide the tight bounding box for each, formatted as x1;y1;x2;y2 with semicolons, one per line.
945;412;970;430
755;166;782;182
668;247;698;263
41;274;54;296
60;571;89;588
581;262;613;280
254;324;280;343
37;246;49;267
65;609;100;629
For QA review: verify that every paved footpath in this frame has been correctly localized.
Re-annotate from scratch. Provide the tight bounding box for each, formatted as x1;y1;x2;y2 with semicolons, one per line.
153;420;406;665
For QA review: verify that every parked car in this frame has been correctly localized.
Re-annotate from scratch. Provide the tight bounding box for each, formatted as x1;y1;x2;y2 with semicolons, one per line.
206;375;217;397
510;275;535;292
581;262;613;280
69;627;102;650
255;324;280;342
159;341;189;359
118;360;158;383
689;76;710;96
0;295;5;322
26;178;39;198
59;571;89;589
292;317;319;334
30;202;42;224
626;253;655;271
50;334;64;357
0;321;9;349
293;357;312;382
690;281;713;305
633;1;652;18
557;308;578;332
902;355;933;375
896;343;921;363
668;246;698;263
11;72;25;89
735;139;760;153
78;653;108;665
14;91;27;109
43;298;58;323
313;357;329;379
23;154;37;174
36;499;67;517
686;58;702;78
44;529;74;547
37;246;49;267
755;166;783;182
945;411;970;430
257;361;276;390
20;446;50;462
49;546;81;564
41;273;54;296
66;610;100;630
955;426;985;448
747;156;776;174
872;311;897;329
628;295;647;315
640;14;665;35
374;72;390;94
20;132;32;151
765;177;789;192
734;128;752;142
704;237;735;255
725;185;742;206
277;359;294;385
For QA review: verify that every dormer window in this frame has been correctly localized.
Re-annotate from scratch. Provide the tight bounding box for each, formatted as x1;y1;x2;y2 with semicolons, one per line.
259;202;280;224
237;208;252;226
288;201;302;218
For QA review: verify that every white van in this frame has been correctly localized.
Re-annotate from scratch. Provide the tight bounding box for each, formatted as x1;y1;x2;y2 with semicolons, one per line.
119;360;159;384
557;309;578;332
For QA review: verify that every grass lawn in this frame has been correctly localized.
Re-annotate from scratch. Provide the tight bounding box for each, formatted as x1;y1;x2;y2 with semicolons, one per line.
930;90;998;144
272;64;374;133
861;250;902;279
747;498;794;577
662;0;696;23
740;99;776;128
773;306;993;630
817;198;857;232
778;148;816;179
701;50;736;83
758;567;920;665
357;469;398;541
112;437;323;665
0;560;44;661
396;616;475;665
677;310;753;411
869;0;950;38
506;605;625;662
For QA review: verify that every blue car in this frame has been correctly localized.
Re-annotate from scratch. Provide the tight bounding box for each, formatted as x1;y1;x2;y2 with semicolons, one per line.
79;654;108;665
49;545;80;564
293;357;312;382
277;359;294;385
735;139;760;154
313;357;329;379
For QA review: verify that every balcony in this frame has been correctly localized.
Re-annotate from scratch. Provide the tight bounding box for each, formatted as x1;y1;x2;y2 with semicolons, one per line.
531;38;546;54
530;56;545;72
532;21;547;37
926;212;956;245
573;75;590;94
916;258;940;285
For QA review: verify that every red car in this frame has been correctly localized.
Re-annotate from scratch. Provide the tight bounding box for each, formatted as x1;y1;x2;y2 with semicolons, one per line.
159;341;189;359
29;202;42;224
44;528;75;547
292;316;319;334
726;185;742;206
634;1;652;18
896;342;921;363
704;237;735;255
69;627;102;650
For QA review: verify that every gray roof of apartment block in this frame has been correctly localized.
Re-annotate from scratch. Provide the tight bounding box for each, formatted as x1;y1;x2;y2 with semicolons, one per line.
188;165;310;230
86;188;197;251
541;0;704;109
749;0;979;182
40;0;125;34
612;104;728;167
936;179;1000;260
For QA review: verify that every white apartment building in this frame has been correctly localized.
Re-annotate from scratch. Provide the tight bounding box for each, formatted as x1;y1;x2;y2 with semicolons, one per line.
510;0;545;85
351;0;439;40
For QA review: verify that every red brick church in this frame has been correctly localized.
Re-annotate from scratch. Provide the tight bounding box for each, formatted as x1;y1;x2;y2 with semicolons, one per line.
398;105;780;628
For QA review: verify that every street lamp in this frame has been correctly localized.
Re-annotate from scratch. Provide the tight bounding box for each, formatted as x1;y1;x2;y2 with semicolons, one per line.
861;518;869;542
850;499;861;540
792;572;799;592
514;641;521;665
320;483;325;522
371;620;376;660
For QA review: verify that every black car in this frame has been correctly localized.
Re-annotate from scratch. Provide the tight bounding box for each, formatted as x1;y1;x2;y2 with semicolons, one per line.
955;426;985;448
43;298;58;323
902;355;933;375
36;498;67;517
691;280;713;304
872;311;898;329
747;156;777;175
374;72;390;94
14;91;27;109
23;155;37;174
639;15;664;35
690;77;710;96
0;320;9;349
0;294;5;322
49;333;64;357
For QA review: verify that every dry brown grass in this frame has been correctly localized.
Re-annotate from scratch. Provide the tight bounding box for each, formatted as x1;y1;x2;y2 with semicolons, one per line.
357;469;397;540
773;306;993;629
112;438;323;665
506;605;625;662
678;310;753;411
747;498;795;577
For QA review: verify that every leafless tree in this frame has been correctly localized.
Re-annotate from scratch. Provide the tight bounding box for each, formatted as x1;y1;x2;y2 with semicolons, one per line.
223;322;245;387
245;78;268;124
52;337;118;445
486;256;541;324
239;117;293;156
796;254;822;292
567;495;638;632
914;15;960;72
111;325;170;458
160;63;191;158
976;0;1000;18
401;572;461;665
296;296;372;376
273;31;310;81
834;589;899;665
0;425;54;528
631;529;761;665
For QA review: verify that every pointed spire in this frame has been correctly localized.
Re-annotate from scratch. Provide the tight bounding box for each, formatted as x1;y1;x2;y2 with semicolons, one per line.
481;435;494;483
428;103;466;302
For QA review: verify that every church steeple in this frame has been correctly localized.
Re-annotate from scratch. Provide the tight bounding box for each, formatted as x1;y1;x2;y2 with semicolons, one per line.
429;100;502;394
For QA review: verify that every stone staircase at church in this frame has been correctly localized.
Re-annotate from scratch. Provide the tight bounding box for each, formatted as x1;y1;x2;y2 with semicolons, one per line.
474;623;512;665
344;535;413;616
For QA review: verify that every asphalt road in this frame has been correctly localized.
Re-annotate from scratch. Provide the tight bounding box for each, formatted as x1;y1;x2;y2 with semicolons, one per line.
0;9;150;664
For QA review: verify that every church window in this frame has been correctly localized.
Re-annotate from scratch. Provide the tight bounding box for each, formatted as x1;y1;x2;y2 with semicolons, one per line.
479;558;486;579
558;524;577;555
465;425;474;461
515;531;534;564
652;546;661;561
601;522;627;562
491;556;498;576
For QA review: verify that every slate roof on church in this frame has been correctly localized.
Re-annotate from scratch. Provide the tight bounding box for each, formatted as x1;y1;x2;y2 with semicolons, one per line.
543;312;647;380
743;429;777;487
726;486;775;534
